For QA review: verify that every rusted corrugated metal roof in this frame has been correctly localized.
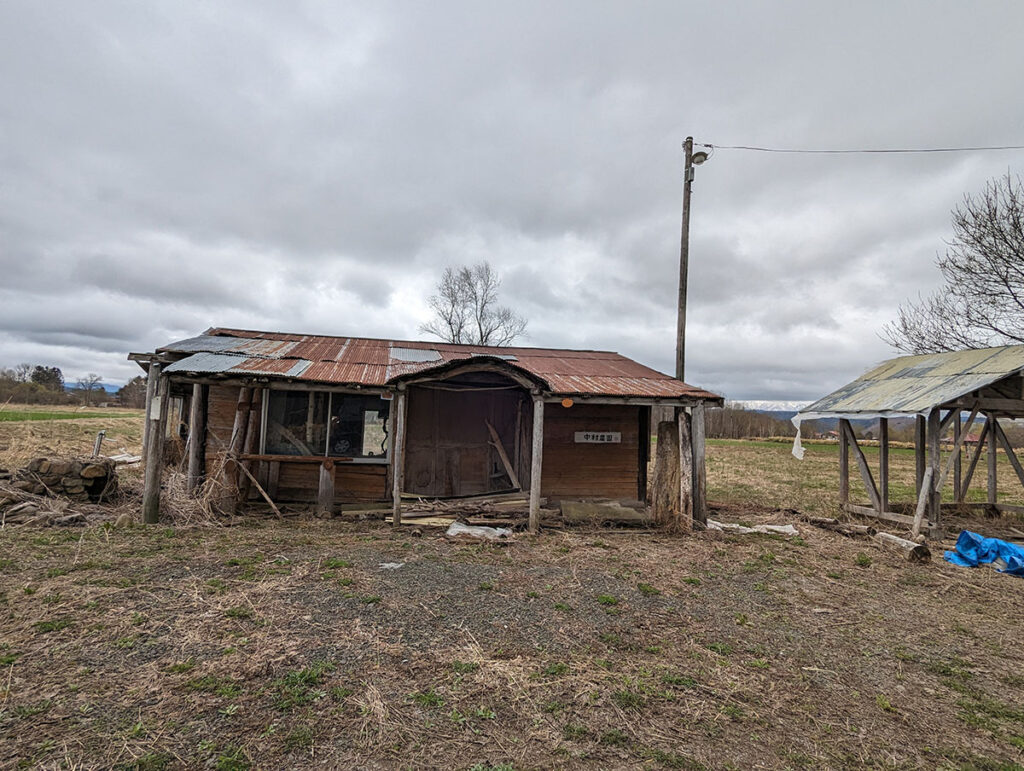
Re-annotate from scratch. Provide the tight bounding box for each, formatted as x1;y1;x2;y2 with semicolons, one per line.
799;345;1024;416
156;327;721;402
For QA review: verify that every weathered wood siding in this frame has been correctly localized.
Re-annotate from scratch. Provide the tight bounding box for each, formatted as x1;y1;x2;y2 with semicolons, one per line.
540;403;641;502
203;385;387;504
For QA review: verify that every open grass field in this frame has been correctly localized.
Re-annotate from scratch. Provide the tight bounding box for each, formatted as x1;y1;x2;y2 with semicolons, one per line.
0;404;144;471
1;426;1024;769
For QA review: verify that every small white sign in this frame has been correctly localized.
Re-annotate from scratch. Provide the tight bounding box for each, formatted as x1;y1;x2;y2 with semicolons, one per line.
574;431;621;444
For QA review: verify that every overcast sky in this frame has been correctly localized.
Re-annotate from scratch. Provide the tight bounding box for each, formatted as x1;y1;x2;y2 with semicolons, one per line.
2;1;1022;400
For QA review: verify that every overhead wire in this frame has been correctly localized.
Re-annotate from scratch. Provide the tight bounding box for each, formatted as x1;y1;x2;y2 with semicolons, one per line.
699;143;1024;155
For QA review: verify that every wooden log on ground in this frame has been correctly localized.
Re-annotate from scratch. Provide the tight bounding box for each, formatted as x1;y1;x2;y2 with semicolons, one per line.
803;515;876;537
874;531;931;562
560;500;651;526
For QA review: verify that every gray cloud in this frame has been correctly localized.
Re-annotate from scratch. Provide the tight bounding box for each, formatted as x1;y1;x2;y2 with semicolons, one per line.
1;0;1022;397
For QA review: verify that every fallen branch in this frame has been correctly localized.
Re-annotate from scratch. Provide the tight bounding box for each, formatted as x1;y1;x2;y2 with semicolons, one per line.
874;531;931;563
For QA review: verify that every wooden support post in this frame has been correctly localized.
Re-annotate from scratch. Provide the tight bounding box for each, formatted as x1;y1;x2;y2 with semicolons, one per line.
691;402;707;526
390;390;407;527
842;421;882;512
987;414;998;505
237;389;262;506
878;418;889;513
838;418;850;505
937;405;979;492
911;466;933;539
220;387;253;512
318;459;335;516
529;394;544;534
953;411;962;502
993;420;1024;489
187;383;206;494
676;409;693;532
928;409;941;525
141;365;166;524
142;364;158;459
960;420;989;501
914;415;926;495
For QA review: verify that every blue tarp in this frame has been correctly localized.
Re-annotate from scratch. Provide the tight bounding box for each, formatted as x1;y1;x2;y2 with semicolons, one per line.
944;530;1024;577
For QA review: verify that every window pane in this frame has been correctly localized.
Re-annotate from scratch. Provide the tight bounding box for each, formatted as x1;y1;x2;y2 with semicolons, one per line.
265;391;328;456
329;395;389;458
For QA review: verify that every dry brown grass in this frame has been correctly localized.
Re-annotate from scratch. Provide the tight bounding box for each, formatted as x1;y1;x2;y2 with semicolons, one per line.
2;428;1024;768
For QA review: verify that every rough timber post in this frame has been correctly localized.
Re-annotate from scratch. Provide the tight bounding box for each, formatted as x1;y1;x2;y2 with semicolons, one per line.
838;418;849;505
142;364;158;456
529;393;545;533
915;415;926;495
676;409;693;532
391;389;407;527
878;417;889;513
141;364;166;524
691;402;707;526
987;413;998;505
953;411;962;502
187;383;206;493
927;409;941;525
318;459;335;516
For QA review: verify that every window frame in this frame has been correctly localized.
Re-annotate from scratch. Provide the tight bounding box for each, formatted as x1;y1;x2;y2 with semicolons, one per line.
260;387;391;464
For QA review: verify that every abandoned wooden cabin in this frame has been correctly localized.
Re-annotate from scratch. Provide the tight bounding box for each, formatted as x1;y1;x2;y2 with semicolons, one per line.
130;328;722;529
794;344;1024;537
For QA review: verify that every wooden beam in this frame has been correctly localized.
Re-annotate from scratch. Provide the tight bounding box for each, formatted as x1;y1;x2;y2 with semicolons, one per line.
878;418;889;513
953;411;962;502
839;418;850;505
237;389;263;507
186;383;206;494
927;409;941;524
676;409;693;532
318;459;335;516
993;420;1024;489
486;420;521;489
945;396;1024;415
959;420;990;501
843;503;941;539
936;404;979;492
142;366;166;525
691;402;707;526
911;466;933;539
391;390;407;527
988;414;998;504
529;395;545;533
842;420;881;512
914;414;926;495
142;365;158;458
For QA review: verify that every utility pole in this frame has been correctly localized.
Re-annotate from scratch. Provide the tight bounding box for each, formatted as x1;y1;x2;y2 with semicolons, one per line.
675;137;694;382
675;136;709;383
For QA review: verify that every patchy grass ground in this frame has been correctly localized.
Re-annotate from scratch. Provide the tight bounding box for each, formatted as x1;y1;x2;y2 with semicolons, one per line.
2;429;1024;768
708;438;1024;518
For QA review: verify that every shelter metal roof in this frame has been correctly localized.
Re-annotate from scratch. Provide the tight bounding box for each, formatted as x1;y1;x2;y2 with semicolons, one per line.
157;327;721;402
798;345;1024;417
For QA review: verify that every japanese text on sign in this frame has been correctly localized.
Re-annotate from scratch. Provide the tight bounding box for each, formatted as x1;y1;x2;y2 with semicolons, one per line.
574;431;621;444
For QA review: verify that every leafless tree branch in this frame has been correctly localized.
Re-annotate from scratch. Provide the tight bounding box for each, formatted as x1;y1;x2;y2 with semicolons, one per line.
420;262;527;346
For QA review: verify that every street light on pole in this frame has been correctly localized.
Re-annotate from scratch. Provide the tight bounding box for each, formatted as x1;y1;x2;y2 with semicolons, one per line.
675;136;709;383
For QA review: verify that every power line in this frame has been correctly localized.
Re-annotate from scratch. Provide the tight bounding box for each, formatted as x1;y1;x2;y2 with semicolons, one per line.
700;142;1024;155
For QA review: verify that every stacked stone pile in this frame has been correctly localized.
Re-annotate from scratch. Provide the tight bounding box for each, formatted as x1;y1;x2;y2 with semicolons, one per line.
3;457;117;503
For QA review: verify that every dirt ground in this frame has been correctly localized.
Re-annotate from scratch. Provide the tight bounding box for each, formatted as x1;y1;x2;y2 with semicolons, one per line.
2;505;1024;770
2;425;1024;768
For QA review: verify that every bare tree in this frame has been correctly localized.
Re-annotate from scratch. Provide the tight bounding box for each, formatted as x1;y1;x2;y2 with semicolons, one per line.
421;262;527;346
884;174;1024;354
77;373;103;405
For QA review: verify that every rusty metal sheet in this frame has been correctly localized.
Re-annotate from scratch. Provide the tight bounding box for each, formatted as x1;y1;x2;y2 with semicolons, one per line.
801;345;1024;416
157;327;722;402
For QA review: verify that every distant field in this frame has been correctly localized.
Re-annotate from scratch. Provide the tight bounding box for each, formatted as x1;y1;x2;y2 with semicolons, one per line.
0;410;137;422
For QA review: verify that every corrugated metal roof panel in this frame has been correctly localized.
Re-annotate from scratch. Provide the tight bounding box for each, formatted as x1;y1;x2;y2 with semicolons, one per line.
801;345;1024;415
154;327;721;401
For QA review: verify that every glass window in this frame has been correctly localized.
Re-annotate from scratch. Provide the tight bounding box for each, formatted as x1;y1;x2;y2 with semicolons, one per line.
265;391;329;456
263;390;389;459
330;395;389;458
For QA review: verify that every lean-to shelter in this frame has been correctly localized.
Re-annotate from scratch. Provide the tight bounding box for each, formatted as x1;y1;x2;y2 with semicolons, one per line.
794;344;1024;535
130;328;722;529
